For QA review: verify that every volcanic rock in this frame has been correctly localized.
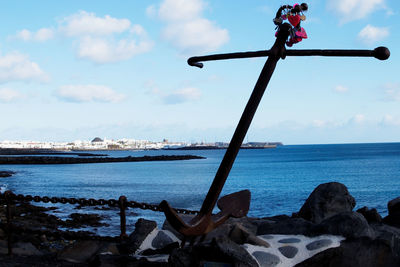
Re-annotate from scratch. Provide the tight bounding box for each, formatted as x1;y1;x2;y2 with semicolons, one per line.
0;171;15;178
383;197;400;228
298;182;356;223
256;215;315;235
125;218;157;254
314;212;375;239
357;206;382;223
58;240;102;263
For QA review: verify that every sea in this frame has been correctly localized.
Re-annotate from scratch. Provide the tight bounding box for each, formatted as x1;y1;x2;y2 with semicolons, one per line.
1;142;400;236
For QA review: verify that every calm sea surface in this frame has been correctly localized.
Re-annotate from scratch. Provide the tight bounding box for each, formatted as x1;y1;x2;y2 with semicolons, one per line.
1;143;400;235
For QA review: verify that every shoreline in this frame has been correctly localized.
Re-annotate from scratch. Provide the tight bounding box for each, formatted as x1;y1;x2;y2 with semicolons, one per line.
2;182;400;265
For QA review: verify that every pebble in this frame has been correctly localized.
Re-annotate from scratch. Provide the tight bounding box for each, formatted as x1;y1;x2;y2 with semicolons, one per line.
278;237;301;244
278;246;298;258
252;251;281;266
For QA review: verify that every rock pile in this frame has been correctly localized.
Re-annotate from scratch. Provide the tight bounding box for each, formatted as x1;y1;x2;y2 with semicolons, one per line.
2;182;400;266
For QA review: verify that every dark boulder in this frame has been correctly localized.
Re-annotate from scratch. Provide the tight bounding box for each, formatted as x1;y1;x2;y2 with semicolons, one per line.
371;223;400;258
169;235;258;266
314;212;375;239
357;206;382;223
383;197;400;228
58;240;102;263
205;217;258;243
169;247;202;267
296;237;400;267
0;171;15;178
229;223;270;248
298;182;356;223
151;231;176;249
124;218;157;254
255;215;316;236
388;197;400;215
211;236;259;266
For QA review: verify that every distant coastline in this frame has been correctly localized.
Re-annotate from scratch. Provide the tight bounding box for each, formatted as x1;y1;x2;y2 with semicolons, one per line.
164;142;283;150
0;138;283;151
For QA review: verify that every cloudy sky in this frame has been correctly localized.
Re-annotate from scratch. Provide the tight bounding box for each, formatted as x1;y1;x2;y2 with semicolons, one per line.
0;0;398;144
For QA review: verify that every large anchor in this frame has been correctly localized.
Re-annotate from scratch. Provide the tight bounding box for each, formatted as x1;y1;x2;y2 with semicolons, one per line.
160;6;390;242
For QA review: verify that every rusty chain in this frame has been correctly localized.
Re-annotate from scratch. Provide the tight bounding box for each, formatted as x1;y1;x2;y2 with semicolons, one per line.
0;190;199;215
1;190;198;252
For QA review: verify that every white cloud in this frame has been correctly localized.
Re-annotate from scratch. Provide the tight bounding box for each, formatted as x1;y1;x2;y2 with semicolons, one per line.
146;5;157;18
327;0;386;23
384;83;400;101
312;119;327;128
61;11;153;63
382;115;400;126
334;85;348;93
56;84;125;103
14;28;54;42
0;52;49;83
358;24;389;44
60;11;131;37
0;88;24;102
35;28;55;41
154;0;229;54
159;0;205;21
162;87;201;104
15;29;32;41
77;35;153;63
11;11;153;64
349;114;366;124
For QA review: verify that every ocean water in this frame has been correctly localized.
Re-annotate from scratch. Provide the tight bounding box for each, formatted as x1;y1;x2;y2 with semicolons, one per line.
1;142;400;235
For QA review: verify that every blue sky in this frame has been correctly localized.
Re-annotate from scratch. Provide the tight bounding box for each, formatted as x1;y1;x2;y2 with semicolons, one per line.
0;0;398;144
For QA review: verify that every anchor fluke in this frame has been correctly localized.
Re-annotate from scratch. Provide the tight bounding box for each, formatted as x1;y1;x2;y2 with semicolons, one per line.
160;190;251;237
187;58;203;68
217;189;250;218
373;46;390;60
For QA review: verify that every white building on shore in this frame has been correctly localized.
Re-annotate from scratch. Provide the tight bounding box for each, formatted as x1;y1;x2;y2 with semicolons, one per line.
0;138;188;151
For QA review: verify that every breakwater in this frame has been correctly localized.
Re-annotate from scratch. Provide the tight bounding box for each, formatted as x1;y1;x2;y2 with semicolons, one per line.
0;155;204;165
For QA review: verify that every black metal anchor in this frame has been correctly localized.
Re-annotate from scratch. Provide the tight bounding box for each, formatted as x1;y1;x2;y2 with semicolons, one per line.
160;19;390;240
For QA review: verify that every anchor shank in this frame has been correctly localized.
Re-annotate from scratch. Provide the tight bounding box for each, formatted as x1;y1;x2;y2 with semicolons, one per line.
199;26;290;216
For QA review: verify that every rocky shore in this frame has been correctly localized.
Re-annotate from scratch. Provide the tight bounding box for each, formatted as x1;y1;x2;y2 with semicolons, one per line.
2;182;400;266
0;171;15;178
0;148;107;157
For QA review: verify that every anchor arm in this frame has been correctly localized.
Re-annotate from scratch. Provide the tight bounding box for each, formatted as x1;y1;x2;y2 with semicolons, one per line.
188;46;390;68
286;46;390;60
188;50;270;68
